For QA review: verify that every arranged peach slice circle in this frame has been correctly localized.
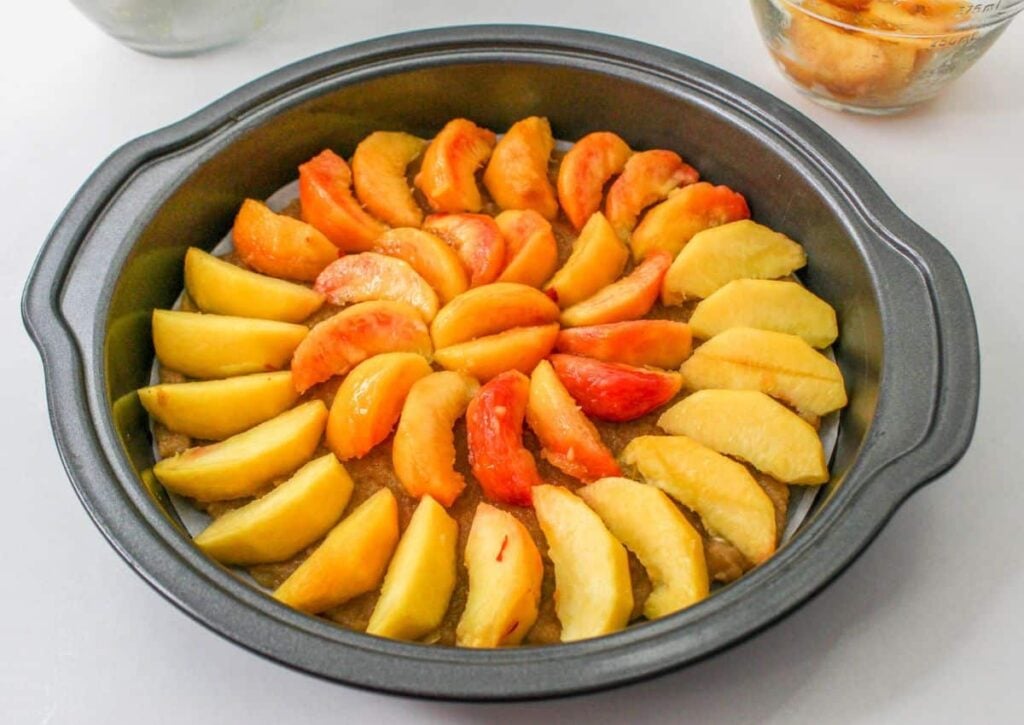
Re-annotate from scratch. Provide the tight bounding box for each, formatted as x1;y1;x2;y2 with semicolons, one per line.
414;118;496;213
429;282;559;350
605;149;699;238
193;453;354;566
232;199;338;282
533;484;633;642
392;371;480;507
184;247;324;323
153;400;327;501
631;182;750;261
351;131;428;228
456;503;544;648
560;250;672;328
549;354;682;423
543;212;629;308
290;300;431;394
152;310;307;380
556;131;632;230
299;149;388;252
526;360;620;483
433;323;558;382
494;209;559;289
373;227;469;304
657;389;829;484
325;352;432;460
314;252;440;322
483;116;558;220
554;320;693;369
274;487;399;614
422;213;506;288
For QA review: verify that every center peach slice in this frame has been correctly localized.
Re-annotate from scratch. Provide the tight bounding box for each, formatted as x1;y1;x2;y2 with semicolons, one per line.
495;209;559;289
314;252;440;322
429;282;560;350
423;213;506;288
374;227;469;304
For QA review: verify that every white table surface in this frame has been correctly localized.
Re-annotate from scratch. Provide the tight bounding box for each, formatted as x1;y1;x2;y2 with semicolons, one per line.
3;1;1022;722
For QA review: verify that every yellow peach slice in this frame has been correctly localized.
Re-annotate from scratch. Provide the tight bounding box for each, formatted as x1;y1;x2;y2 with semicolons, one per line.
422;213;506;288
299;149;388;252
273;488;399;614
456;503;544;648
560;251;672;328
621;435;777;565
533;484;633;642
232;199;339;282
326;352;432;460
544;212;629;308
433;324;559;382
657;390;829;484
366;496;458;641
313;252;439;322
605;150;699;238
152;310;307;380
556;132;632;229
414;118;496;213
483;116;558;220
681;327;847;416
430;282;559;349
153;400;327;501
495;209;559;288
193;453;354;565
184;247;324;323
579;477;709;619
630;182;750;261
374;227;469;304
351;131;427;228
138;371;298;440
392;371;480;507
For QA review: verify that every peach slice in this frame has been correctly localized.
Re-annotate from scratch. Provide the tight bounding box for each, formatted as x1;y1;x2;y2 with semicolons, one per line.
560;251;672;328
631;182;750;261
433;324;558;383
657;390;829;484
579;477;709;619
544;212;629;308
184;247;324;323
482;116;558;220
374;227;468;304
152;310;307;380
351;131;428;228
689;279;838;348
466;371;542;507
550;354;683;423
290;300;431;394
661;220;808;303
366;495;458;641
414;118;496;213
313;252;439;322
526;360;620;483
456;503;543;648
299;149;388;252
429;282;559;350
422;213;506;288
232;199;339;282
325;352;432;460
153;400;327;501
273;488;399;614
621;435;777;566
680;327;847;416
605;150;699;238
193;453;354;566
556;132;632;229
494;209;559;288
392;371;480;507
533;484;633;642
554;320;693;369
139;371;298;441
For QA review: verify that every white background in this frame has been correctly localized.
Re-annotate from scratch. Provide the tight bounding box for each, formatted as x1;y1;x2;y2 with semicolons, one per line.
3;1;1022;723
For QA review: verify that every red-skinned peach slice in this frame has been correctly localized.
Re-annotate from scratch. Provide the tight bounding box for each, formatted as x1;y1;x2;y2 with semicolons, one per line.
466;371;542;507
556;132;632;229
414;118;496;213
549;354;682;422
560;251;672;328
526;359;620;483
630;182;750;261
290;300;431;393
232;199;339;282
482;116;558;220
555;320;693;369
494;210;559;288
351;131;427;228
433;324;559;382
430;283;560;350
605;150;699;238
422;213;506;288
544;212;629;308
314;252;439;321
299;149;388;252
373;227;469;304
